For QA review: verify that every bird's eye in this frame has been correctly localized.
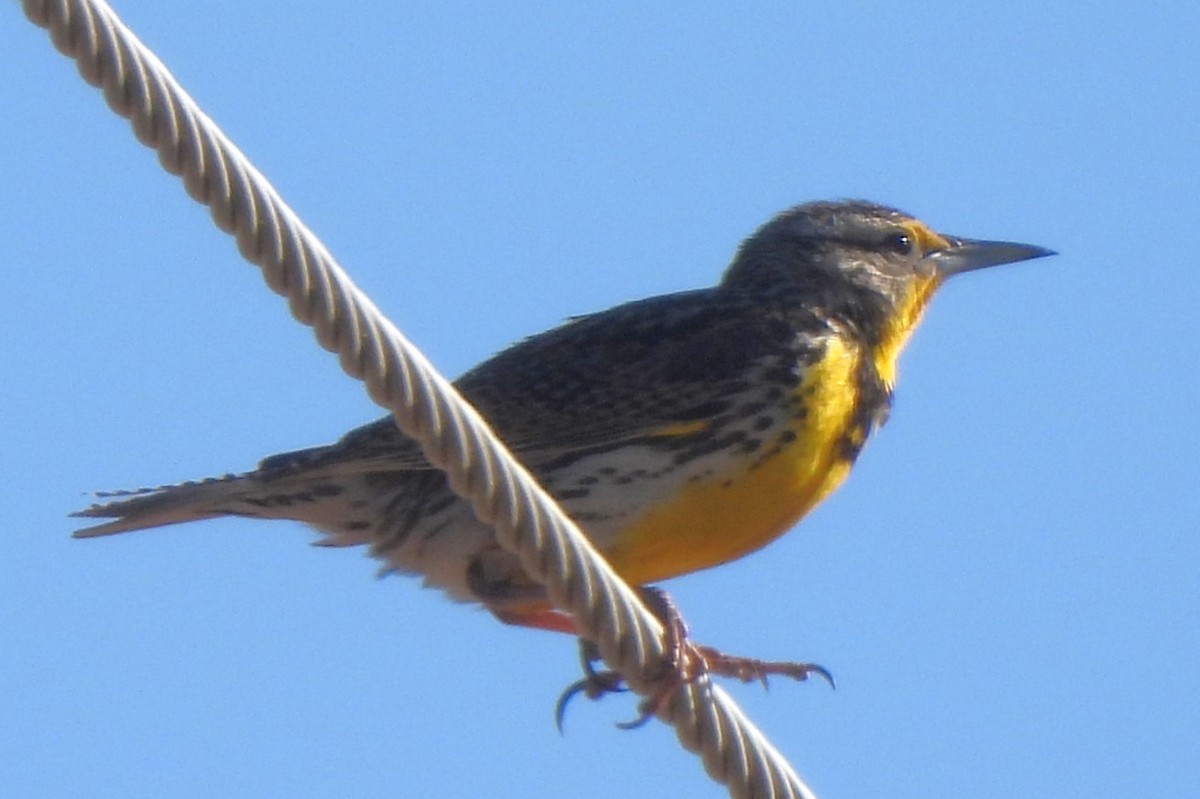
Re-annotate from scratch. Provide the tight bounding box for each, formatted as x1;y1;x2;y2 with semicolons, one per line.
884;231;915;255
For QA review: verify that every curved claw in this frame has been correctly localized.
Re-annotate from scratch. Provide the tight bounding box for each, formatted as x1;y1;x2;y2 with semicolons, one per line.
811;663;836;691
554;677;591;734
553;670;627;733
615;706;655;731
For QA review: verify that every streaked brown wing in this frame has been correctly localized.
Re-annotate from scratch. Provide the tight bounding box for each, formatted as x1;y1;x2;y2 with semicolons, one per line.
255;288;829;480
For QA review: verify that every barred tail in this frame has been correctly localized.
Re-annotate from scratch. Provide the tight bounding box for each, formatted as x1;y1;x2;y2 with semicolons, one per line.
72;474;261;538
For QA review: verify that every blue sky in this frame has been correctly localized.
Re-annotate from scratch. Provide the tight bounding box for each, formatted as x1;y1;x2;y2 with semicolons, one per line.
3;2;1197;797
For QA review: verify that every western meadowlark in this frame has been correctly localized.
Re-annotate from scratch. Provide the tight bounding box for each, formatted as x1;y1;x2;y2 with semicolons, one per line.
75;200;1052;647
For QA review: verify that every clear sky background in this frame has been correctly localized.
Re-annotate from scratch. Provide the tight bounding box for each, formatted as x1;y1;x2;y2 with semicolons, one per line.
3;2;1197;798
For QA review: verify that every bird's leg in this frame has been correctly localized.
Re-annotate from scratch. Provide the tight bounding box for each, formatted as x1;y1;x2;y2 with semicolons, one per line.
556;586;834;730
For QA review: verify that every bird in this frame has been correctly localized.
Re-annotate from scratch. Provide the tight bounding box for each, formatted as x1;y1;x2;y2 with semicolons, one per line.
74;200;1053;645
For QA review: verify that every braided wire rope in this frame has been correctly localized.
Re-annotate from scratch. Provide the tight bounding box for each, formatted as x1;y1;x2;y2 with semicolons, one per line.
23;1;821;796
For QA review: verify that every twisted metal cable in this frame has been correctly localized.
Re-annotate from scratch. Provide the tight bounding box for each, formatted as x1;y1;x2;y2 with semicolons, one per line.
23;1;820;796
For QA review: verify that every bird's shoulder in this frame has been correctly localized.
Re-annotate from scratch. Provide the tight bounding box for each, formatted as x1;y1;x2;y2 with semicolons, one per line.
455;287;841;456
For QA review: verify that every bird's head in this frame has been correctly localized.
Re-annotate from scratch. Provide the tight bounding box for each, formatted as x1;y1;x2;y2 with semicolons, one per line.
725;200;1052;300
722;200;1054;382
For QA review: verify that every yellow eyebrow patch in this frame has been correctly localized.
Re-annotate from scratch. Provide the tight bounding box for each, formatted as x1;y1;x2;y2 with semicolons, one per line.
907;222;953;254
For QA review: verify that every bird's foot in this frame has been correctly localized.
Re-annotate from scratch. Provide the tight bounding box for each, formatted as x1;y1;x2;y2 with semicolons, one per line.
690;643;835;690
554;641;629;732
554;586;833;731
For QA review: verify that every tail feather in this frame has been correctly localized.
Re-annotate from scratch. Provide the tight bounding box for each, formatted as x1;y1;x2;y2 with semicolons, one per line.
72;474;256;538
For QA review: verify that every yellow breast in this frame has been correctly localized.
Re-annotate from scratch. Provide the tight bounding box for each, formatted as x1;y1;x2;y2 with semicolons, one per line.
603;336;864;586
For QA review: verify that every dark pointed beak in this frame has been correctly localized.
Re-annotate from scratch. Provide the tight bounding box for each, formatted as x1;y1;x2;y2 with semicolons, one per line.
927;237;1056;277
